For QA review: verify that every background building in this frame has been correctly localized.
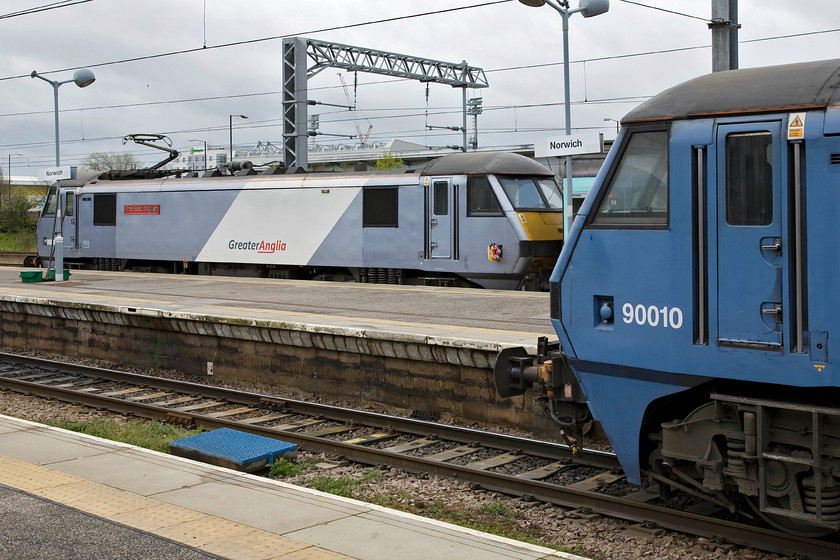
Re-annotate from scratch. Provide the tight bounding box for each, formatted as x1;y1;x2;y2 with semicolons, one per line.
174;146;229;171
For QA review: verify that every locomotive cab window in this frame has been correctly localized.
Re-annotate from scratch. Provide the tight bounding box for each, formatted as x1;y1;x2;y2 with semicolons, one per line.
64;192;75;217
42;188;57;217
725;132;772;226
499;176;562;210
363;186;399;228
537;178;563;208
433;181;449;215
467;175;503;217
591;129;669;227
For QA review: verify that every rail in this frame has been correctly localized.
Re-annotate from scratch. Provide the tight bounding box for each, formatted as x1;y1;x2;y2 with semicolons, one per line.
1;352;838;559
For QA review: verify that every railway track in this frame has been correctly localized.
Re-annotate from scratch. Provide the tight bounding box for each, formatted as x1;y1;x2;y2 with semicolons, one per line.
1;351;839;559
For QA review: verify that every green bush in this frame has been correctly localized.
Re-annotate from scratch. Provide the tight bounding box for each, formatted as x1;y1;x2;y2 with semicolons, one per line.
49;418;197;453
0;232;35;252
268;457;306;478
309;474;359;497
375;152;404;170
0;192;36;233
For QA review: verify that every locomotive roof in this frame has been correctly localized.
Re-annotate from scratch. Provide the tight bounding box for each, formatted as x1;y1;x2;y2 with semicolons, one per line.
623;58;840;124
58;152;554;187
420;152;554;176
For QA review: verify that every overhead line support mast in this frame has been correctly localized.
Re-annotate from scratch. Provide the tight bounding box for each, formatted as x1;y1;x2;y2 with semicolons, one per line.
282;37;488;169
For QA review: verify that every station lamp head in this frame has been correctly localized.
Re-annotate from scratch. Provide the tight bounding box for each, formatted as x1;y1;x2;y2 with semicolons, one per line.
579;0;609;17
31;68;96;88
518;0;610;16
73;68;96;88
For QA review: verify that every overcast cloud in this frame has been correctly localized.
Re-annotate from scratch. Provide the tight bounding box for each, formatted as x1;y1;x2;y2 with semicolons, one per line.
2;0;839;174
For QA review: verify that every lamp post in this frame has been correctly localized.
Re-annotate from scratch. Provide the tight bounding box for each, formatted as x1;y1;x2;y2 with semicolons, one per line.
5;153;23;206
229;114;248;165
31;69;96;166
31;68;95;282
189;139;208;170
603;117;619;134
519;0;609;239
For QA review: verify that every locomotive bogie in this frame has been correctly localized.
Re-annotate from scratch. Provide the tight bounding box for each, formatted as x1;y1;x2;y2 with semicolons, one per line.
658;392;840;529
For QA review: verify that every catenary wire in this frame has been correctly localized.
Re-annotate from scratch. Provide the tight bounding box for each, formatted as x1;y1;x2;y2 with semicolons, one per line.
0;0;513;81
4;26;837;121
617;0;709;23
0;0;92;21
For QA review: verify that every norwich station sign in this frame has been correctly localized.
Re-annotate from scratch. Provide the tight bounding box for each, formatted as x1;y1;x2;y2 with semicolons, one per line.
39;166;75;182
535;132;603;158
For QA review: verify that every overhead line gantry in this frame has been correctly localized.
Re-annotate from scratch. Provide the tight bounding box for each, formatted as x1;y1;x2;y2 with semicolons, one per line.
282;37;489;169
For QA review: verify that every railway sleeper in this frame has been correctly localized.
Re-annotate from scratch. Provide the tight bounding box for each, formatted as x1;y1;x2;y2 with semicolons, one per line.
467;450;522;470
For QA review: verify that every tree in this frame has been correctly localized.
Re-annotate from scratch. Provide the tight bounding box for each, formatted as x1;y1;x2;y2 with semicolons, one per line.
0;165;6;207
0;192;36;233
81;152;139;172
375;152;404;170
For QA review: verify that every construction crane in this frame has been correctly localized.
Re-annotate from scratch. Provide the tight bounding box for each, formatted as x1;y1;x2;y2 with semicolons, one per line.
338;72;373;146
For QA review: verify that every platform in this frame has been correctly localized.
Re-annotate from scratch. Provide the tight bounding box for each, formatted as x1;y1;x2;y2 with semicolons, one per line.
0;268;555;430
0;268;553;351
0;415;582;560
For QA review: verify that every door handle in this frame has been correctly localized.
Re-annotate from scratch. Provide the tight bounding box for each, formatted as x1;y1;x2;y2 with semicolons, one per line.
762;304;783;323
761;238;782;255
430;218;438;227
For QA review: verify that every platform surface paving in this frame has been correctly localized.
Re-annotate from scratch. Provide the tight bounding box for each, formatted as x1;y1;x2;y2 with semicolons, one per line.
0;415;584;560
0;268;555;352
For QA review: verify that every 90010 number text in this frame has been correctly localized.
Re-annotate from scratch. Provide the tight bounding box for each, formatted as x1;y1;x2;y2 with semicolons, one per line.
622;303;683;329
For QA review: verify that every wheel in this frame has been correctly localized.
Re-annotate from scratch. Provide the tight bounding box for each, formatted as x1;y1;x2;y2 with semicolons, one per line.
744;497;834;538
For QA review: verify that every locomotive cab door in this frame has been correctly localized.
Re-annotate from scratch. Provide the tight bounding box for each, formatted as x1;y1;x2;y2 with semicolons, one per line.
715;121;785;350
62;190;77;250
428;178;455;259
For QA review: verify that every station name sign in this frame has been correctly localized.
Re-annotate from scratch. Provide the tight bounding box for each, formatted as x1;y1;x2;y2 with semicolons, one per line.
39;166;75;182
535;132;604;158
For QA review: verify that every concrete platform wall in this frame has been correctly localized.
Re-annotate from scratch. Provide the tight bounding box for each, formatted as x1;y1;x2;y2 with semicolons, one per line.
0;299;539;429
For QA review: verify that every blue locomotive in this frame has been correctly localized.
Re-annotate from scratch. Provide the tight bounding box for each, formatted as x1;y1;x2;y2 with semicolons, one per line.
497;58;840;534
34;152;564;290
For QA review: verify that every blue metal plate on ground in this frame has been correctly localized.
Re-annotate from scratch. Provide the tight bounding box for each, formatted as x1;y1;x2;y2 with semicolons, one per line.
170;428;297;472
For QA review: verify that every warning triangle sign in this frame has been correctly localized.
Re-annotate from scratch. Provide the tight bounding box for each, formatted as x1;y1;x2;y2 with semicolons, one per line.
790;115;804;127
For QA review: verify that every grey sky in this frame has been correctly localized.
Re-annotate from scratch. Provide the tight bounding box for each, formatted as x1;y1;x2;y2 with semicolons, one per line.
2;0;838;174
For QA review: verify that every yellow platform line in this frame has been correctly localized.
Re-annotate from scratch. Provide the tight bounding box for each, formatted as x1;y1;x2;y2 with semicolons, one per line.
0;456;357;560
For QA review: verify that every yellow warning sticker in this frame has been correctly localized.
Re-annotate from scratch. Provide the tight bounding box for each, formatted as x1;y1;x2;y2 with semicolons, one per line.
788;112;805;140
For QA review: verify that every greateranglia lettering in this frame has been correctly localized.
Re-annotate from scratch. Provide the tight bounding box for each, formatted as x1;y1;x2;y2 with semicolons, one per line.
228;239;287;253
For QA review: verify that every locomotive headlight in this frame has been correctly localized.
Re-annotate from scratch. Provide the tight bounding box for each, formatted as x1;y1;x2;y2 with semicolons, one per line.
599;301;614;323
